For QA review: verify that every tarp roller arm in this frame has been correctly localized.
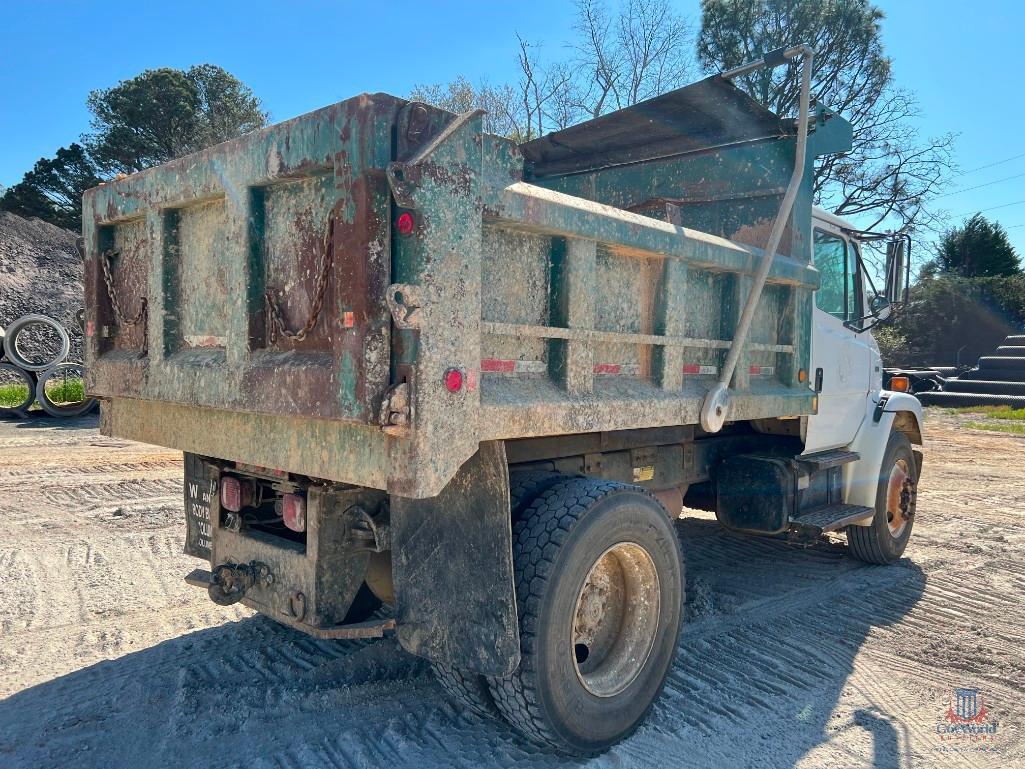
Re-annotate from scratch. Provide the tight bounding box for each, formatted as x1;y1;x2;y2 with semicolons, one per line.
699;44;815;433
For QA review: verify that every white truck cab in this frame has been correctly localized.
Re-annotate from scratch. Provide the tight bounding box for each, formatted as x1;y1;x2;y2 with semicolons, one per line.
805;206;923;538
806;206;881;452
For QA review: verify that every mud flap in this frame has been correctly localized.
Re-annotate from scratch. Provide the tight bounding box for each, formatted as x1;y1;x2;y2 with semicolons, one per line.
390;440;520;676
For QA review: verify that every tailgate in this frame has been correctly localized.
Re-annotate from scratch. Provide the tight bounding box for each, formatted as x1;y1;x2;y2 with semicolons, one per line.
82;94;401;423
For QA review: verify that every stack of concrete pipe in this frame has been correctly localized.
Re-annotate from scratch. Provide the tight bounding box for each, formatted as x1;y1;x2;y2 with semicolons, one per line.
0;313;96;418
917;333;1025;408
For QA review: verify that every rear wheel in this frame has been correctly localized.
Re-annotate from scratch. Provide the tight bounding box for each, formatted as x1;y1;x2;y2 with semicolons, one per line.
487;478;684;754
431;470;561;718
847;431;918;564
432;661;497;719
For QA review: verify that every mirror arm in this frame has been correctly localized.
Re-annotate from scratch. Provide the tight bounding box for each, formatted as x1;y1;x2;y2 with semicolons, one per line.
860;249;882;303
843;241;885;333
844;312;885;334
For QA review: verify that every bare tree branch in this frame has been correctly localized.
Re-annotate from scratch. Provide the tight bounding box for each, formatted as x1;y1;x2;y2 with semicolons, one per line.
698;0;955;236
573;0;692;117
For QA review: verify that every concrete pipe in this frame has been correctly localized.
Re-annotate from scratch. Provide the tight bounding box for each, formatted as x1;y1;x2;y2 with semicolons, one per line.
0;362;36;414
3;314;71;372
35;363;97;418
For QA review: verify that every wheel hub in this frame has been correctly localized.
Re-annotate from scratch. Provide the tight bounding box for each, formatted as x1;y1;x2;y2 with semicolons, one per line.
572;542;661;697
885;458;915;537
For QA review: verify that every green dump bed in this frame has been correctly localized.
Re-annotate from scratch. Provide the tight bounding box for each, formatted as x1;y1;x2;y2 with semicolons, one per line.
83;76;851;498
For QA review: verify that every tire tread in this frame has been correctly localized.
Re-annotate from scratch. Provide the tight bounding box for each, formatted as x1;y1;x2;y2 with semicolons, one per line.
430;469;561;717
432;661;498;718
487;478;665;751
847;432;915;564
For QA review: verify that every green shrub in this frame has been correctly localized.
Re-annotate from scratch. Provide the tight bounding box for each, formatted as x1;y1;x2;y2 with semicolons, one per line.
42;377;85;405
873;325;910;367
0;377;85;409
0;382;32;408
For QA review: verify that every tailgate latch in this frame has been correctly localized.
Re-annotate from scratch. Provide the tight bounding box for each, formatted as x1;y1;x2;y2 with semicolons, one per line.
378;381;411;437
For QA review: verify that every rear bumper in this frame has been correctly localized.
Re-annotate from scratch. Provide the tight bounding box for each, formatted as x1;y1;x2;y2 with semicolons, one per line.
184;568;395;639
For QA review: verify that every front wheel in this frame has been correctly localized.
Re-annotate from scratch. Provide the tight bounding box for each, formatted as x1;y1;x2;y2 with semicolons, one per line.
847;431;918;564
487;478;684;755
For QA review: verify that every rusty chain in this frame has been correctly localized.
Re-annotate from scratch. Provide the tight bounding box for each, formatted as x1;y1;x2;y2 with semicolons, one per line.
100;248;148;327
265;217;335;343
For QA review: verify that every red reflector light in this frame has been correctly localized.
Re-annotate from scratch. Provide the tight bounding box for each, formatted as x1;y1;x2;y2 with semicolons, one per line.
396;211;415;236
220;476;242;512
282;493;306;532
443;367;464;393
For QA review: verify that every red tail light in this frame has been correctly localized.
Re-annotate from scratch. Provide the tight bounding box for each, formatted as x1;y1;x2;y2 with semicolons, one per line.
220;476;242;512
282;493;306;532
220;475;255;512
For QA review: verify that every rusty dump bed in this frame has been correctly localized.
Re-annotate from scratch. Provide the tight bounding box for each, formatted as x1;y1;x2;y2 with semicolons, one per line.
84;76;852;498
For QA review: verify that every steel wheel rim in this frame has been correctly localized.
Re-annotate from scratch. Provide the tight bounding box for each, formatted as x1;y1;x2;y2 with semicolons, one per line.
886;458;913;537
571;541;660;698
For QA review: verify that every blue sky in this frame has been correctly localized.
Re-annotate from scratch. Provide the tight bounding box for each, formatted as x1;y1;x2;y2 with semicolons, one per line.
1;0;1022;255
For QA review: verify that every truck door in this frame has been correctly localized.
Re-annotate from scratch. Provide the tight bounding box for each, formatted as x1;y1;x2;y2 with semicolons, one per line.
804;227;873;452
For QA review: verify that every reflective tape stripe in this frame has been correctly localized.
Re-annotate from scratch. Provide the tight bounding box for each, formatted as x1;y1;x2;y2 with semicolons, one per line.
481;358;515;373
480;359;546;374
683;364;718;375
594;363;641;375
482;359;646;375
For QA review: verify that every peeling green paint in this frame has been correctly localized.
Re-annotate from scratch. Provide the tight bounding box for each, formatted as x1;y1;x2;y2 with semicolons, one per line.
338;350;359;416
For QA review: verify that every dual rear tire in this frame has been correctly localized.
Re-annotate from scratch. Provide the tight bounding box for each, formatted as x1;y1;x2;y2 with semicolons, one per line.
433;475;684;755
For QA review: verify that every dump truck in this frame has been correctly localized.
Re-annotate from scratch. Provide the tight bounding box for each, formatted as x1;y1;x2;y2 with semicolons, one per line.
83;46;923;754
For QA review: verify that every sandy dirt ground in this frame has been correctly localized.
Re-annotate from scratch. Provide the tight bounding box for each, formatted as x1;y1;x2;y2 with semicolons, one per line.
0;410;1022;768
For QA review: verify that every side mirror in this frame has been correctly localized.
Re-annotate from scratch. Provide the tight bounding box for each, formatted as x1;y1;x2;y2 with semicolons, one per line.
884;238;908;305
870;294;893;321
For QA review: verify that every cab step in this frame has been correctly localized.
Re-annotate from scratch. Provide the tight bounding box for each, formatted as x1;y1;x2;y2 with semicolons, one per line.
790;503;874;536
796;449;860;470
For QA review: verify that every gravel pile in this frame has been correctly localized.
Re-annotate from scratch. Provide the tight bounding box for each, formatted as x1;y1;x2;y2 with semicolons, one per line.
0;212;84;362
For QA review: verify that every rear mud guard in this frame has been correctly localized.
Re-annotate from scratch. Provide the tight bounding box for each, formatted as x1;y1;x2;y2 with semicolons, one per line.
390;440;520;676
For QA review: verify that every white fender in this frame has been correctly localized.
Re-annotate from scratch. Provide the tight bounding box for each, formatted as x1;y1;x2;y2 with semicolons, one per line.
844;391;923;522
